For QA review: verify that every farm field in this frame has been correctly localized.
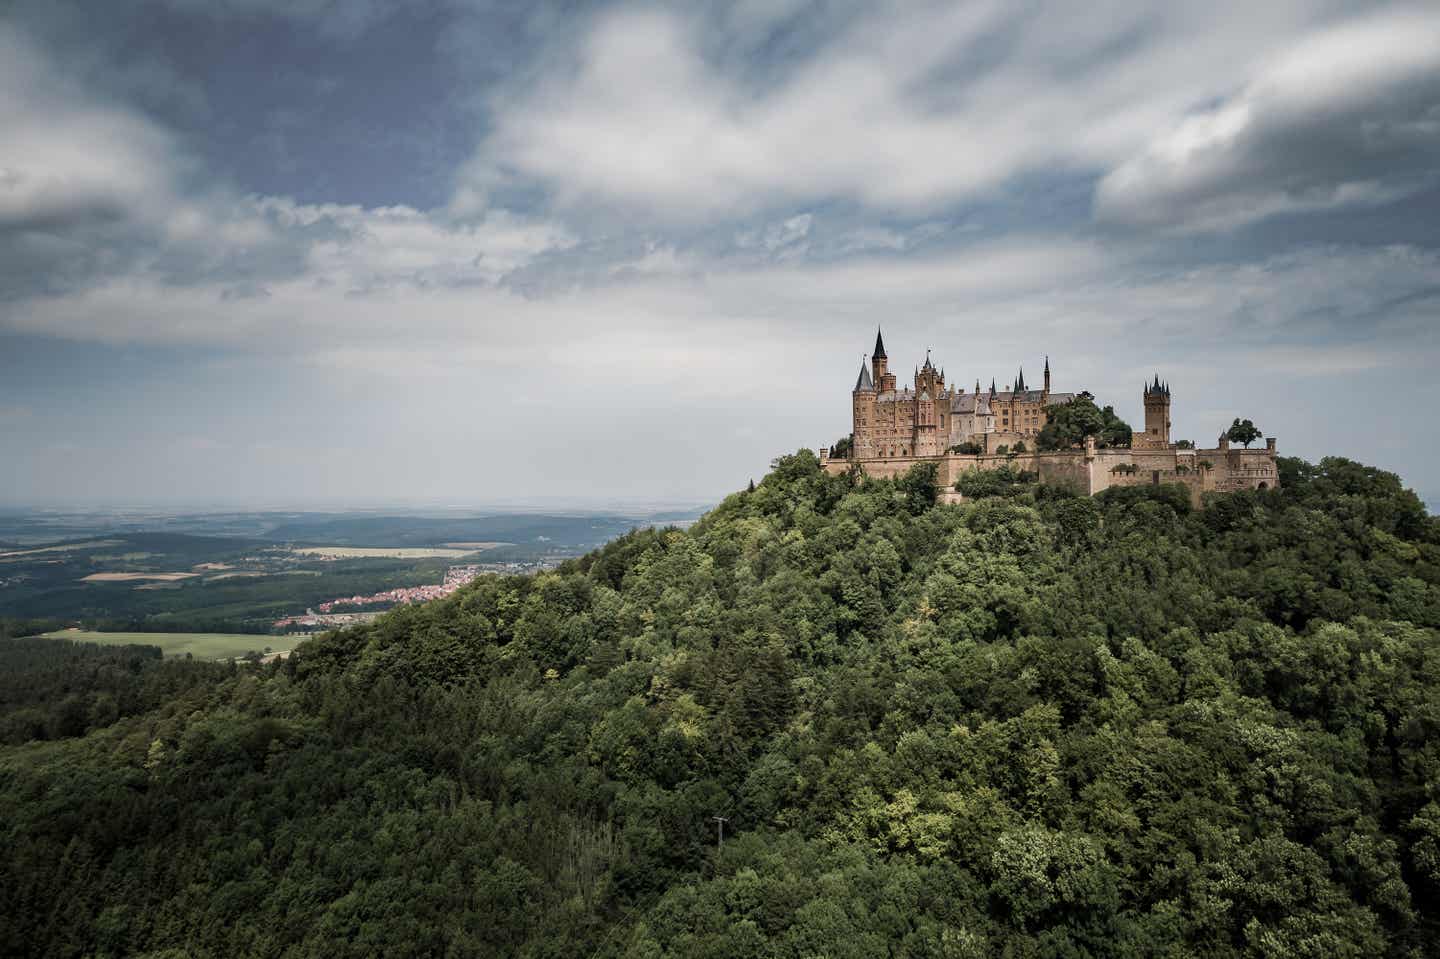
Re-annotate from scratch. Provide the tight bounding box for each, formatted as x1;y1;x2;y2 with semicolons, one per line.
0;539;125;560
37;629;305;660
289;546;479;559
79;572;198;582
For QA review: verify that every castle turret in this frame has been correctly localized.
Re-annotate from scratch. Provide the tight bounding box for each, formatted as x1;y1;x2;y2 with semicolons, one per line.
1043;356;1051;394
852;357;876;459
1136;374;1172;449
915;388;939;456
871;328;895;392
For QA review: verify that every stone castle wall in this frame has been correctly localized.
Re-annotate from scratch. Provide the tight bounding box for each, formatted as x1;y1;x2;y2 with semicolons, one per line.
822;441;1279;506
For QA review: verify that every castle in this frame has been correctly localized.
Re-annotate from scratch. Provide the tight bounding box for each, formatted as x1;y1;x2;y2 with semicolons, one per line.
822;329;1279;504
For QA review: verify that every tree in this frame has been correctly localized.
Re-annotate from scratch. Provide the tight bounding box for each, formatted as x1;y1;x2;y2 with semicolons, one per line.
948;442;982;455
832;436;854;458
1037;397;1132;451
1012;441;1027;453
1226;418;1262;448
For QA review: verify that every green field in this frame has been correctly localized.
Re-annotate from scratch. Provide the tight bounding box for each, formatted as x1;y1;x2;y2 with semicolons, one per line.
37;630;305;660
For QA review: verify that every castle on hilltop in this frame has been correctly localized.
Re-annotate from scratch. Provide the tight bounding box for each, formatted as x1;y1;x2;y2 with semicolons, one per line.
822;329;1279;504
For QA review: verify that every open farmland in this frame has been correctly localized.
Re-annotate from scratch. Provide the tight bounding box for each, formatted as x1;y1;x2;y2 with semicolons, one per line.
37;629;305;660
0;540;125;560
79;572;198;583
288;546;479;560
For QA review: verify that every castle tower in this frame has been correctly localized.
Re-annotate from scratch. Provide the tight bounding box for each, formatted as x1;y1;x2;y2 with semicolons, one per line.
915;387;939;456
1043;356;1050;394
871;328;896;392
1138;375;1172;449
851;357;876;459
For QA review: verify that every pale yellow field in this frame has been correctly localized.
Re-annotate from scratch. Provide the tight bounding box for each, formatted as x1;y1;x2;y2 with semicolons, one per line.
80;572;199;582
0;539;125;560
290;546;479;559
441;542;511;550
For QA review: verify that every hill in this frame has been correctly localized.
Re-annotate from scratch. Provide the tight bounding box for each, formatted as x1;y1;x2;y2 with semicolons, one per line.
2;453;1438;957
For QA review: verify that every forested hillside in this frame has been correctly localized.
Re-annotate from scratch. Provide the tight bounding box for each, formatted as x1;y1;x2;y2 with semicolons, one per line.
2;453;1438;957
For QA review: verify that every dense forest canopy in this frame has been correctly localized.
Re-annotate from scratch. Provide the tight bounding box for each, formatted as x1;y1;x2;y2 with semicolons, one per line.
2;453;1438;957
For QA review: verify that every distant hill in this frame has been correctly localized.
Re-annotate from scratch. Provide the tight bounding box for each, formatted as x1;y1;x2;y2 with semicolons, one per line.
2;453;1437;956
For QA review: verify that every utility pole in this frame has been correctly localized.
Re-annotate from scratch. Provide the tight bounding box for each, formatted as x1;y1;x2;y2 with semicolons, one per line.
711;815;728;848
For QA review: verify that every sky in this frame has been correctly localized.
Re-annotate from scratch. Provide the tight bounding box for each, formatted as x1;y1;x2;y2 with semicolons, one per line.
2;0;1439;508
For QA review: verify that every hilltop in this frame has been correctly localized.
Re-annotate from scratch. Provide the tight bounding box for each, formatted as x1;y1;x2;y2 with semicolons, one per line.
2;453;1438;957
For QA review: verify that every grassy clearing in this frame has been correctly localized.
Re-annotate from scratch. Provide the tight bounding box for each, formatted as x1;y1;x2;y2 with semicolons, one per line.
289;546;478;559
37;629;305;660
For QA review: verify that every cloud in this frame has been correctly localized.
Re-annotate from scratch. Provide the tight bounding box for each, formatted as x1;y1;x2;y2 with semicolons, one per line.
0;24;184;236
464;1;1342;219
0;18;575;313
1096;8;1440;231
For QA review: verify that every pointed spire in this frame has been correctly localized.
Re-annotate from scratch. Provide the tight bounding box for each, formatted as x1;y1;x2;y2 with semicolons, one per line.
1017;367;1026;392
872;327;887;360
854;357;873;391
1044;355;1050;374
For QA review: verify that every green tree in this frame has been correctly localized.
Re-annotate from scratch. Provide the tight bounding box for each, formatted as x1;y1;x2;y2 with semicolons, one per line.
1037;397;1132;450
1226;417;1262;447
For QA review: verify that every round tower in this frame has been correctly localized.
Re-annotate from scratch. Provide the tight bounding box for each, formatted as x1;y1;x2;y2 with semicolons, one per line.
851;356;877;459
1139;375;1171;449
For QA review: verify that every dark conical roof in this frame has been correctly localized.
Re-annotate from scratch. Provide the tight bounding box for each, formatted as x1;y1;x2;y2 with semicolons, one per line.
872;328;887;360
855;359;874;391
1017;367;1026;392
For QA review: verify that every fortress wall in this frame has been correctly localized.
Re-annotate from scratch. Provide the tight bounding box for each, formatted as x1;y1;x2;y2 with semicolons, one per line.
1031;452;1092;493
822;443;1279;505
1206;446;1280;492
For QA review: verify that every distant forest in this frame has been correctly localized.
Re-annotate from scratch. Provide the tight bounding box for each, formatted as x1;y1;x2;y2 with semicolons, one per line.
2;453;1438;957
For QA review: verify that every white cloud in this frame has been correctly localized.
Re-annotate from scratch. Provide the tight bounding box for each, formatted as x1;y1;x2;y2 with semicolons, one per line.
1096;7;1440;230
0;24;184;232
463;1;1345;219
